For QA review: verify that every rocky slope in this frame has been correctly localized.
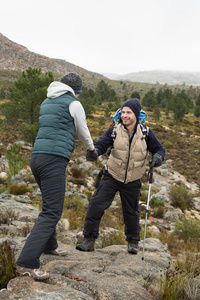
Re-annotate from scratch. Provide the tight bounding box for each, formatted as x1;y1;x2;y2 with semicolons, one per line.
0;143;200;299
0;33;104;78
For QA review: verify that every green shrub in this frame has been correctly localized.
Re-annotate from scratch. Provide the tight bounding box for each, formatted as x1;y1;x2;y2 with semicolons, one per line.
150;198;164;208
140;190;148;202
0;241;16;289
98;116;105;125
162;140;173;149
9;184;28;195
70;168;87;185
100;207;124;231
174;217;200;243
102;230;126;248
64;195;87;210
159;253;200;300
31;196;42;210
6;143;27;186
85;189;93;200
70;168;85;178
27;186;34;193
63;196;88;230
153;205;165;218
169;184;193;211
140;210;146;219
0;185;6;194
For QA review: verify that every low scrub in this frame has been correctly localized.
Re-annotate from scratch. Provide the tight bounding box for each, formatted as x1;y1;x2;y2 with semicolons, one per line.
174;217;200;244
9;184;28;195
150;198;165;218
159;252;200;300
63;195;88;230
0;209;18;224
0;241;16;289
169;184;193;211
102;230;126;248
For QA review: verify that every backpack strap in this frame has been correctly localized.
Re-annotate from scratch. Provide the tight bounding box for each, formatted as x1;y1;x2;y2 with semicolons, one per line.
111;122;118;142
112;123;149;144
140;123;149;143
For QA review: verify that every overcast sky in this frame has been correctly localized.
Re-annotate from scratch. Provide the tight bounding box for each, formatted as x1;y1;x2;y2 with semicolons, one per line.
1;0;200;75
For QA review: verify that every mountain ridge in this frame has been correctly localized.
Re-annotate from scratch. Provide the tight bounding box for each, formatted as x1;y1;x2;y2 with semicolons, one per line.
115;69;200;85
0;33;104;79
1;33;200;85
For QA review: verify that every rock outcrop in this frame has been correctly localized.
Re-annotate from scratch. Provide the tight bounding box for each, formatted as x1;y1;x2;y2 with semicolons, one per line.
0;237;171;300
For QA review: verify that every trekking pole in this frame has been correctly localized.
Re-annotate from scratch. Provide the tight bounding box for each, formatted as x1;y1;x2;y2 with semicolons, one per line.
142;166;153;260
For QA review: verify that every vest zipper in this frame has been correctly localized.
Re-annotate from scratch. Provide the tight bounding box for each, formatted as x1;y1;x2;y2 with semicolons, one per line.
124;141;131;183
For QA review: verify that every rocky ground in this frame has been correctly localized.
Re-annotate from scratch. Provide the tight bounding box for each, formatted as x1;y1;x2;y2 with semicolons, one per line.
0;149;200;299
0;238;171;300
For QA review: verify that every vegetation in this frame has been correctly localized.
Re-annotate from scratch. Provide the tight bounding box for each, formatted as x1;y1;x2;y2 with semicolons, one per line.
9;183;29;195
63;195;88;230
0;241;16;289
0;68;200;296
159;255;200;300
6;143;27;186
169;184;193;211
1;68;54;144
158;217;200;300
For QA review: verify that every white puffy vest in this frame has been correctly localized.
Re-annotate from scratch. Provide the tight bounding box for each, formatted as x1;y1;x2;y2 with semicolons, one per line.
106;124;148;183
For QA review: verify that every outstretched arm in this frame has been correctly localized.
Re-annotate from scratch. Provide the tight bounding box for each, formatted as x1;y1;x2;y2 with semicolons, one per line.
94;125;114;156
69;101;94;151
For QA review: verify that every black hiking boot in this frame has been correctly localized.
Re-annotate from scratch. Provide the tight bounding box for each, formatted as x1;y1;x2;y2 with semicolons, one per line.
76;237;95;252
128;238;139;255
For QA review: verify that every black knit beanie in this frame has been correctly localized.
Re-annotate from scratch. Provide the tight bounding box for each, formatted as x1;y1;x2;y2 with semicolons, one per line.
121;98;141;119
60;72;82;93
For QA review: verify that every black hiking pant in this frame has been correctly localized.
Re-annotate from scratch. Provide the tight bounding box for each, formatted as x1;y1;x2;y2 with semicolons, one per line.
17;153;68;269
83;172;141;241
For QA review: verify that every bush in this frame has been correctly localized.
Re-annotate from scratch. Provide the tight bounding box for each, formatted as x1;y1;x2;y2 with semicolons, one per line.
140;190;148;202
0;185;6;194
102;230;126;248
9;184;28;195
150;198;164;208
63;196;88;230
98;116;105;125
153;206;165;218
169;184;193;211
70;168;85;178
174;217;200;243
85;189;93;200
159;252;200;300
0;241;16;289
70;168;87;185
162;140;173;149
6;143;27;185
31;196;42;210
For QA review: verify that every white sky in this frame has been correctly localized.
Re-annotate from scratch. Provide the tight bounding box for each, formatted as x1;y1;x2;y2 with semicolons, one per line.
1;0;200;75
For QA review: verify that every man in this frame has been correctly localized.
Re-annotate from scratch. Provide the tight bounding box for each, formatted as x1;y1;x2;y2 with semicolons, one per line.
76;98;165;254
16;72;98;280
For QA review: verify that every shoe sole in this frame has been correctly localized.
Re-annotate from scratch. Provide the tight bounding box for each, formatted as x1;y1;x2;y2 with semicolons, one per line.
16;270;49;280
128;249;138;255
76;245;94;252
44;251;67;256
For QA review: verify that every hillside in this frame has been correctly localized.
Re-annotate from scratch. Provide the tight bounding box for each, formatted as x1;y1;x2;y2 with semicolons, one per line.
116;70;200;85
0;33;104;79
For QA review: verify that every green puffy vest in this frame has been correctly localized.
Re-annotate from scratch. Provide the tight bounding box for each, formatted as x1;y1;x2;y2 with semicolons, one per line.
32;93;76;160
